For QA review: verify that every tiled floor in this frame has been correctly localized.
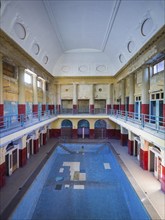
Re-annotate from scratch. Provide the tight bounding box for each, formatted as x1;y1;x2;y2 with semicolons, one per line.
0;138;58;219
110;139;165;220
0;138;164;220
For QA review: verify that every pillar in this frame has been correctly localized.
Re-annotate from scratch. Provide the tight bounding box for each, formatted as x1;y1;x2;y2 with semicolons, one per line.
128;131;134;155
129;74;134;113
106;84;113;114
120;126;128;146
42;79;46;114
0;53;4;126
48;83;55;114
18;67;26;117
0;147;6;188
73;83;78;114
19;136;27;167
32;74;38;114
142;66;149;116
89;84;94;114
115;124;120;139
140;138;149;170
161;150;165;192
113;84;119;112
56;84;61;113
90;128;94;139
120;79;125;112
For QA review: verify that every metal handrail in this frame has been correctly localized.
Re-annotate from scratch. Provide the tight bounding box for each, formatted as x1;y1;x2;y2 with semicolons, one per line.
0;110;56;133
0;108;164;136
109;109;165;134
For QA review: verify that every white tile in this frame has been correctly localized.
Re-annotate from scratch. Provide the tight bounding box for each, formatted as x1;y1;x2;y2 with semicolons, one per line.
65;184;70;188
73;185;85;189
104;163;111;169
59;168;64;173
79;173;86;181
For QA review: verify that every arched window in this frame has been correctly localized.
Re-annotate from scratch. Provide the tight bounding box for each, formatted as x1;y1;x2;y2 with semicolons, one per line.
61;120;72;128
78;119;89;128
95;120;106;128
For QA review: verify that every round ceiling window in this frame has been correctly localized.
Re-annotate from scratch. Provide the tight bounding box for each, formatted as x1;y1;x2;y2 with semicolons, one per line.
119;54;125;63
141;18;153;36
14;22;26;40
127;41;135;53
32;43;40;55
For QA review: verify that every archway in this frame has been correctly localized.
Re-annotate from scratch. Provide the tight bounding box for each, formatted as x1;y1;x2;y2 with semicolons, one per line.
94;120;107;139
61;119;73;138
78;119;90;138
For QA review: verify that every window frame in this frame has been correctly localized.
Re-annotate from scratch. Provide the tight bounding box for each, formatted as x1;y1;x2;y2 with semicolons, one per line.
152;59;165;75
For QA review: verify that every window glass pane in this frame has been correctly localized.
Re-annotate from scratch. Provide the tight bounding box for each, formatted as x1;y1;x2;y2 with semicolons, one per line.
153;65;157;74
156;93;160;99
24;73;32;84
157;60;164;72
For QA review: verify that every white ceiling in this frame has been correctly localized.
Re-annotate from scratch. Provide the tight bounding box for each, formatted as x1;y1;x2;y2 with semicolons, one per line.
1;0;165;77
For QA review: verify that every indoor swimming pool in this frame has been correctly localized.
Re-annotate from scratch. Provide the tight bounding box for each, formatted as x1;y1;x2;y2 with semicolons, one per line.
11;143;150;220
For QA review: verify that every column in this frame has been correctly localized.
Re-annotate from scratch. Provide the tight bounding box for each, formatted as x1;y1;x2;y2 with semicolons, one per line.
56;84;61;113
115;124;120;139
42;79;46;114
161;150;165;192
142;66;149;116
73;83;78;114
128;131;134;155
19;136;27;167
129;73;134;113
33;130;39;154
32;74;38;115
48;83;56;114
113;84;119;112
106;84;113;114
120;126;128;146
140;138;149;170
120;79;125;111
18;67;26;117
89;84;94;114
0;147;6;188
0;53;4;126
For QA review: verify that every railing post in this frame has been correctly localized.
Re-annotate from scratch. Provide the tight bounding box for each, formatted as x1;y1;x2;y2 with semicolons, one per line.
20;114;24;127
156;115;159;132
141;114;144;128
38;112;41;121
125;111;128;122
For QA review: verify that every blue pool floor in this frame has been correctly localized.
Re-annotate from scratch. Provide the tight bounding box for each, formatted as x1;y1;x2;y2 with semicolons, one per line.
32;144;150;220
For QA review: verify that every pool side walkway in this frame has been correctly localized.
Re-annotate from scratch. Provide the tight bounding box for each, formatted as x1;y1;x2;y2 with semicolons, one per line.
0;138;59;220
110;139;165;220
0;138;164;220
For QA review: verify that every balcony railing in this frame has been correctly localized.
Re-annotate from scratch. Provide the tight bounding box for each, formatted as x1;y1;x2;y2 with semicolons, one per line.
0;110;56;137
0;108;164;137
109;109;165;134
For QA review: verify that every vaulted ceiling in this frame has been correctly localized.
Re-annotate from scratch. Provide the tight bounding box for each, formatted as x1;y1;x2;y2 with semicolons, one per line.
1;0;165;77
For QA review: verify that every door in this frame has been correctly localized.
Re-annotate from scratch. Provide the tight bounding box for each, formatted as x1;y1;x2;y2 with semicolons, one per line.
135;101;141;120
158;157;162;181
125;97;129;112
12;149;17;172
5;154;9;176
